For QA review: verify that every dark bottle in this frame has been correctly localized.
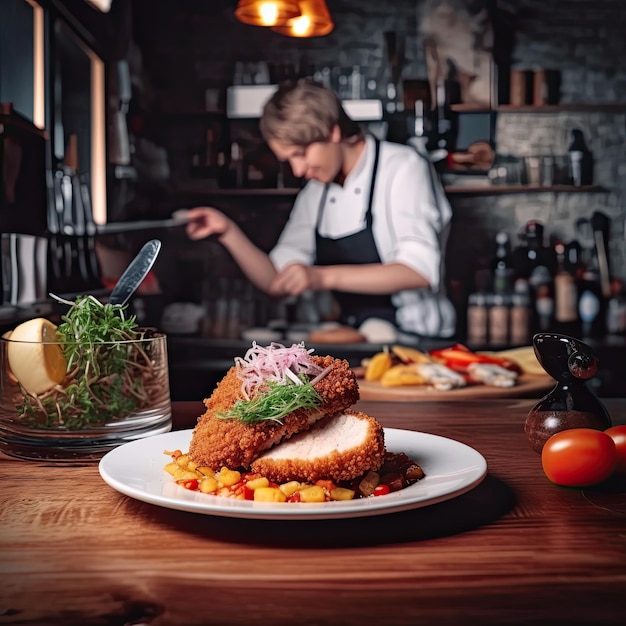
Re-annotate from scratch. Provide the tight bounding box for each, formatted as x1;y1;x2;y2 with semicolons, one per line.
577;270;606;338
568;128;593;186
512;221;557;282
553;241;580;335
492;231;515;295
512;221;557;334
434;71;458;158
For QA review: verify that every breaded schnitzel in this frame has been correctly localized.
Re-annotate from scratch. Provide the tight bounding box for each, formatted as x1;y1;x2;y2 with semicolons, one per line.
187;353;359;470
251;410;385;483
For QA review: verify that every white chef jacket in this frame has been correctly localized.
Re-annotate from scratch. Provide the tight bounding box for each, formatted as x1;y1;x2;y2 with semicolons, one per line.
269;135;456;337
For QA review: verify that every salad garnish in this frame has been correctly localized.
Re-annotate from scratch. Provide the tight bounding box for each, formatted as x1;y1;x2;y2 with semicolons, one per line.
218;342;328;424
17;294;160;429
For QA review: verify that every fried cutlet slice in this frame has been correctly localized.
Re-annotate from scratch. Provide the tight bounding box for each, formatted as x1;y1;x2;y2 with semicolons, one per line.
187;355;359;470
250;410;385;484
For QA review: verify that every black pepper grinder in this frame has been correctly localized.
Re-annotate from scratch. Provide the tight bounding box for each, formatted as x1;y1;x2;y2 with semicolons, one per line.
524;333;611;453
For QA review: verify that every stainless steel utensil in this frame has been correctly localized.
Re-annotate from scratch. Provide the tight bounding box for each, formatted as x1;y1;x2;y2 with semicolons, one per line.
108;239;162;306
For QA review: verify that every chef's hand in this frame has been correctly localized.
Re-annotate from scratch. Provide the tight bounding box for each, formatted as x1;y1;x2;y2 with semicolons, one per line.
269;263;323;296
181;207;232;240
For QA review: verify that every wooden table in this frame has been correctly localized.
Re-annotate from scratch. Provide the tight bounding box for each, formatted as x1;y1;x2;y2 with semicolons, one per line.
1;399;625;626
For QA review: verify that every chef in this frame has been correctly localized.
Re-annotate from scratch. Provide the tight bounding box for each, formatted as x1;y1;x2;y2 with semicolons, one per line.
184;79;455;339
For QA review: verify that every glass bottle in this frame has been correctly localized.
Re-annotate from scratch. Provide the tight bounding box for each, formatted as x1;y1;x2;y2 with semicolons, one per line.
492;231;515;295
553;241;579;334
466;292;488;345
567;128;593;186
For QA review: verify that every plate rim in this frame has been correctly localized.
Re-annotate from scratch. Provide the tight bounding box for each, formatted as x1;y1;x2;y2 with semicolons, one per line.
98;428;488;521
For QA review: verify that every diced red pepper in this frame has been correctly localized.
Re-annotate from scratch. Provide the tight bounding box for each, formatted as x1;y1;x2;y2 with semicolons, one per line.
315;479;337;492
177;478;199;491
287;492;302;503
373;484;391;496
243;486;255;500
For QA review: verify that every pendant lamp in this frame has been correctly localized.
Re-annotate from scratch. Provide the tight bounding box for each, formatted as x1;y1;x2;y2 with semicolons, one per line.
271;0;334;38
235;1;302;27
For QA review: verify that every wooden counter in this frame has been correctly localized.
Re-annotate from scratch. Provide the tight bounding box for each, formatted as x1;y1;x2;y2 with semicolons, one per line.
1;399;625;626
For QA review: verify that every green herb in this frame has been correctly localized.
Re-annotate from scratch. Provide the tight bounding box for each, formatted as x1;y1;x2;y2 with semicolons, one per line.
17;294;160;429
218;379;322;424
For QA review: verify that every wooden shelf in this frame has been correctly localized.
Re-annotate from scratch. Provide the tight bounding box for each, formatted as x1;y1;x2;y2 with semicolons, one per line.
451;104;626;113
497;104;626;113
176;186;301;196
444;184;609;195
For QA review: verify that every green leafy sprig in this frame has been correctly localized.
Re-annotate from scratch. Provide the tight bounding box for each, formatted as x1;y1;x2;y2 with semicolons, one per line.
17;294;161;429
218;378;322;424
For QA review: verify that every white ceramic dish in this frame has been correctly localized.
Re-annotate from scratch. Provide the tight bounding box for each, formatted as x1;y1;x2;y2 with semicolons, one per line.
99;428;487;520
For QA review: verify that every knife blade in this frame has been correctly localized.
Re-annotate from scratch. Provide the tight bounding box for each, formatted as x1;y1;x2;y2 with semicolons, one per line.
109;239;162;306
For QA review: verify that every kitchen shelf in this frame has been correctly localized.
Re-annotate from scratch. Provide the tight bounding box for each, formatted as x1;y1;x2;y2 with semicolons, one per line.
176;186;301;196
452;104;626;113
444;184;609;195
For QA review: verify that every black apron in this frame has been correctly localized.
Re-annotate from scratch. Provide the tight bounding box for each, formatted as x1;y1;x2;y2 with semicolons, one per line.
315;138;396;327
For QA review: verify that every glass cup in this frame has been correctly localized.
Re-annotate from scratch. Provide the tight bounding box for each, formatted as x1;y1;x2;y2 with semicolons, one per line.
0;329;172;461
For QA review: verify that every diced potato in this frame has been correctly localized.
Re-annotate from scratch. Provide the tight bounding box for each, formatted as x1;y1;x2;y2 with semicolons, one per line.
279;481;302;497
163;462;179;476
173;469;198;481
330;487;356;501
254;487;287;502
298;485;326;503
176;454;190;467
199;476;218;493
217;467;241;487
195;466;215;477
246;476;270;490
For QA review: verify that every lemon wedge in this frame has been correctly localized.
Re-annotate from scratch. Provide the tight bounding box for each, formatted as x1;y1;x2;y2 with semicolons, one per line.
6;318;67;395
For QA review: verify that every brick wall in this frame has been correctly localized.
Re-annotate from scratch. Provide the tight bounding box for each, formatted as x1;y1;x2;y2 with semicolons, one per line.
129;0;626;317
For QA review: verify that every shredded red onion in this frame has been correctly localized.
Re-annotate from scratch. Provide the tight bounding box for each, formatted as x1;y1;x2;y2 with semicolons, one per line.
235;342;324;400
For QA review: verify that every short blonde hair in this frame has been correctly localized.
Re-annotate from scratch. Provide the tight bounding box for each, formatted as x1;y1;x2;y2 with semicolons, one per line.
260;79;362;146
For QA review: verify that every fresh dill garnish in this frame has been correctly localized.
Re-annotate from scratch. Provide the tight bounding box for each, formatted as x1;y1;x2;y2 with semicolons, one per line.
218;379;322;424
17;294;162;429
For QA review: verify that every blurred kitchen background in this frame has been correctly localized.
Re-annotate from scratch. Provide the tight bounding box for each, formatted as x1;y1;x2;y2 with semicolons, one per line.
1;0;626;398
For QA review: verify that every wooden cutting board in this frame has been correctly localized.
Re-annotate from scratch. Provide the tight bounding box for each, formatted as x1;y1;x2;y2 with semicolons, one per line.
357;374;555;402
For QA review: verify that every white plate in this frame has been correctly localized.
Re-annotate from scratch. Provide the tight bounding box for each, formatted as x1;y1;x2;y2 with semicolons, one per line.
98;429;487;521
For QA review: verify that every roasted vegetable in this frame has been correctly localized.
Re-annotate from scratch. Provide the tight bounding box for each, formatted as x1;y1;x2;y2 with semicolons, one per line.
391;345;432;364
429;343;521;373
365;351;393;381
380;364;426;387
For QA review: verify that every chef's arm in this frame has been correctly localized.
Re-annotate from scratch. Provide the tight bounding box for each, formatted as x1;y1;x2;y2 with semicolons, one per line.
317;262;431;293
218;225;278;291
270;262;430;297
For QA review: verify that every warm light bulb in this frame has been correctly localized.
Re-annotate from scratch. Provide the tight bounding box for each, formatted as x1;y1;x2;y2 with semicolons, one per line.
290;15;311;36
259;2;279;25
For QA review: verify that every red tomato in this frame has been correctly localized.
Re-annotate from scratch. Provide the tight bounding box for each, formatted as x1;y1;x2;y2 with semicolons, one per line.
541;428;616;487
604;425;626;475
